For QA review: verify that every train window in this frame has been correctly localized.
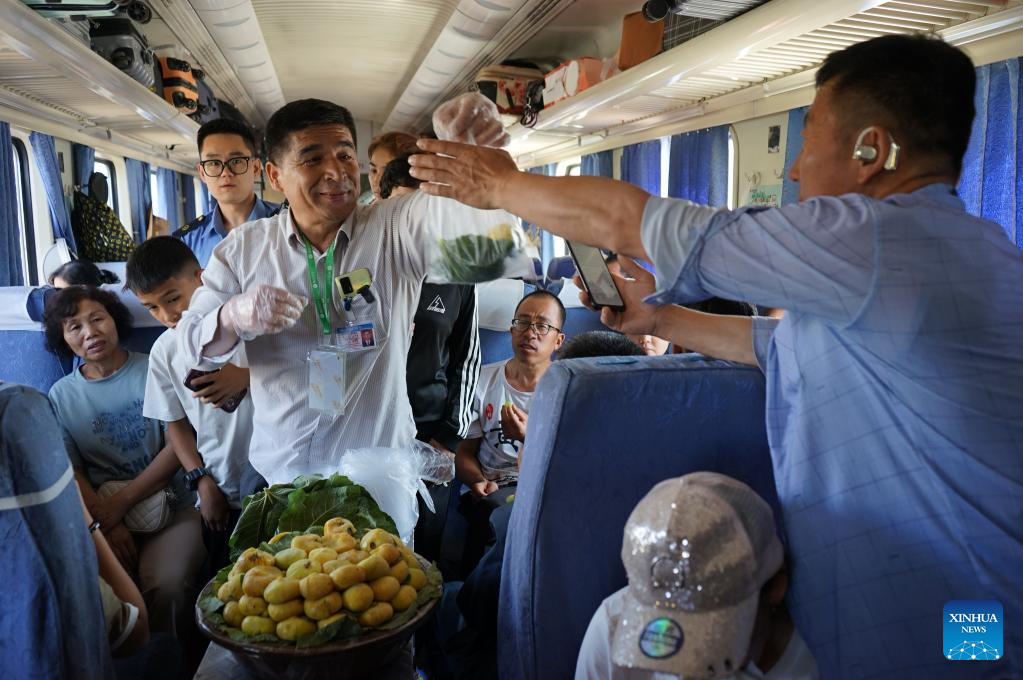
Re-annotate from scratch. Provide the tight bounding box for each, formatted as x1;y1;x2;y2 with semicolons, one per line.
150;169;163;219
11;137;37;285
93;159;119;214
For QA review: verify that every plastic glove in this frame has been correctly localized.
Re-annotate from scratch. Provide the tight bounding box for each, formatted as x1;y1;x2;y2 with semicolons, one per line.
221;285;307;341
432;92;511;148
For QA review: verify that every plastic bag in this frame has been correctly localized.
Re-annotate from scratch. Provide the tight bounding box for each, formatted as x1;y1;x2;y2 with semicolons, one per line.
423;200;539;284
337;440;454;544
432;92;510;148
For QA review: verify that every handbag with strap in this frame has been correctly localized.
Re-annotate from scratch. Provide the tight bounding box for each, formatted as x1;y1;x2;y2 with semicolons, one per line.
96;481;175;534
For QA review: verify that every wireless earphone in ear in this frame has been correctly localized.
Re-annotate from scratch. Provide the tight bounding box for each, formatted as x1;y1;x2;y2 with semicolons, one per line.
852;127;901;170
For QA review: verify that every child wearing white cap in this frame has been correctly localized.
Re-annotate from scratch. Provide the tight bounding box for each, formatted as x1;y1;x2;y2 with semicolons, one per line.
576;472;818;680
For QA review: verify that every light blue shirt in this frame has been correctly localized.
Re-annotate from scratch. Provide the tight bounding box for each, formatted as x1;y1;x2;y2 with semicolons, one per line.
174;197;279;267
641;184;1023;680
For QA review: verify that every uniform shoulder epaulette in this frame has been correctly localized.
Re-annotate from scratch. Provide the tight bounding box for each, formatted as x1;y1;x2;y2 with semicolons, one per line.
173;214;205;238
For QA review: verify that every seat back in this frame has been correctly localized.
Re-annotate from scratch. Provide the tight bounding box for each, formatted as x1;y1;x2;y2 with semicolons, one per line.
498;354;777;680
0;285;165;394
0;287;72;393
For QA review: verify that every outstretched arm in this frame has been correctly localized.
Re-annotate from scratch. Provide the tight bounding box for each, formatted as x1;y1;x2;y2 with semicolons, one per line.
409;140;651;260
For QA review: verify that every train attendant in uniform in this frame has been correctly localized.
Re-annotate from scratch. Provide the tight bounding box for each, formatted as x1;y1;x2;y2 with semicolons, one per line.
410;34;1023;680
175;94;512;486
175;118;280;268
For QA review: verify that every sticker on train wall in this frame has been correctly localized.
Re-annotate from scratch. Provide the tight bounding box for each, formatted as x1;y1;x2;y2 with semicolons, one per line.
639;618;683;659
746;185;781;208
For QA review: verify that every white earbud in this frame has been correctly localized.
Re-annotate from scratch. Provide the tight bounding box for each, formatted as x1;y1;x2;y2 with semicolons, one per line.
851;127;900;170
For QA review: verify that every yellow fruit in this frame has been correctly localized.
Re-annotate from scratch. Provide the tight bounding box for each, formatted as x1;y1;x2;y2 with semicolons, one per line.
267;599;305;622
268;531;291;545
299;573;334;600
286;559;322;581
291;534;323;553
321;559;343;574
358;602;394;628
322;532;358;553
341;583;374;612
407;568;427;590
388;560;410;584
217;574;243;602
263;577;301;605
235;547;276;573
308;547;339;567
241;615;276;636
237;595;268;616
373;543;402;566
223;600;244;627
330;563;366;590
360;528;397;552
338;549;369;565
276;616;316;641
242;565;283;598
317;612;347;630
304;591;343;621
324;517;356;537
369;576;401;602
274;547;307;571
358;554;390;581
391;585;417;612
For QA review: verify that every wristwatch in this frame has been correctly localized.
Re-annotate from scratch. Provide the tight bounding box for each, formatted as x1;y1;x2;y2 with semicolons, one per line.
184;466;211;491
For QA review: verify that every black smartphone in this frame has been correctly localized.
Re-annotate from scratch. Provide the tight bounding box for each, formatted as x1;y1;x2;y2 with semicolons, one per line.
567;241;624;310
184;369;246;413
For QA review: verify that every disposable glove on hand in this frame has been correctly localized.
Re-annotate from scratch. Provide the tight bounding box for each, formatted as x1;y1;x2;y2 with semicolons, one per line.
432;92;510;148
221;285;307;341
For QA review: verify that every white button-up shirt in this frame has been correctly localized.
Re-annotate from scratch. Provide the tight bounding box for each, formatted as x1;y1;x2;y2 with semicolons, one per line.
177;192;514;484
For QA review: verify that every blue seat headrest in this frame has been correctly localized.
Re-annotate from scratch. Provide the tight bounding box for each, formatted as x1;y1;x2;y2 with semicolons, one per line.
546;256;576;282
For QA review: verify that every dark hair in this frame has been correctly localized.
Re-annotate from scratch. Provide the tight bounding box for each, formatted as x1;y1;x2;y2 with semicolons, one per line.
558;330;645;360
197;118;259;156
379;156;421;199
49;260;119;287
124;236;201;295
264;99;357;163
367;132;418;161
514;289;566;328
816;34;975;174
43;286;133;359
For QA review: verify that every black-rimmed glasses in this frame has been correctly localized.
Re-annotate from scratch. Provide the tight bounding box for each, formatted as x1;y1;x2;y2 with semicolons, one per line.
200;157;252;177
510;319;561;337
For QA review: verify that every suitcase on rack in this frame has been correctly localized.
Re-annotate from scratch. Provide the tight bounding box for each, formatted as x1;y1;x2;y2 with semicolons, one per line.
158;56;200;114
19;0;126;17
190;78;220;124
475;64;545;116
90;17;155;89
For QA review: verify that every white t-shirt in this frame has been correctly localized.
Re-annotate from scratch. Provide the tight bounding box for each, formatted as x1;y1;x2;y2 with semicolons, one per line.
466;360;532;483
143;328;255;508
576;588;819;680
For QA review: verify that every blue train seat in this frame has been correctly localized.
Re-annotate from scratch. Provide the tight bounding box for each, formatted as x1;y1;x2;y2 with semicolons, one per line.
0;284;165;393
498;354;777;680
477;279;524;365
544;255;576;295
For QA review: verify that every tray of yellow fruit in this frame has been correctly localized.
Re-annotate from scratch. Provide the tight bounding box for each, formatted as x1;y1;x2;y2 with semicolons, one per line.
195;475;442;679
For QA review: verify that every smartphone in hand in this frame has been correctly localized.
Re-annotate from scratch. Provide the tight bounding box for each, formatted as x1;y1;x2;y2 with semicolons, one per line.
567;241;625;310
184;369;246;413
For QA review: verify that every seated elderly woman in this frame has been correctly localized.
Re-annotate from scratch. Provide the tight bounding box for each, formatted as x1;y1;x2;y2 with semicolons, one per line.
42;286;205;643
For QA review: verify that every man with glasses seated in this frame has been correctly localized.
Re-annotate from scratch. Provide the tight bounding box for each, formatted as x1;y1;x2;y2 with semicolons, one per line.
454;290;565;573
175;119;280;267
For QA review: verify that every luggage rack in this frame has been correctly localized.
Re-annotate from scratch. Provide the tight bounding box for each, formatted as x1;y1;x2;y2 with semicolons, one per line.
0;0;198;172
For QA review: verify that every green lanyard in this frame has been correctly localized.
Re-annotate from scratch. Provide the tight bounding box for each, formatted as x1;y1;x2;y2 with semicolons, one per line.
303;237;334;339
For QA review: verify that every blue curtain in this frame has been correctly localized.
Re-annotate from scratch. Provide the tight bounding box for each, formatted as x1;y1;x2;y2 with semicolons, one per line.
125;158;151;243
621;140;661;195
180;173;197;223
72;143;95;195
200;182;210;215
1;123;24;286
667;126;729;206
781;106;809;206
525;163;558;271
581;150;614;178
959;57;1022;249
156;167;179;231
28;132;76;254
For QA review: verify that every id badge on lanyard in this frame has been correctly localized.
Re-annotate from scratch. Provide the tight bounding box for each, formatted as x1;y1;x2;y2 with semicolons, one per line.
334;268;377;353
304;237;346;414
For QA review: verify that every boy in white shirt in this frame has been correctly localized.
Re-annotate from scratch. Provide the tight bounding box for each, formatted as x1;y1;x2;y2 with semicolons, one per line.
576;472;819;680
454;290;565;572
126;237;256;569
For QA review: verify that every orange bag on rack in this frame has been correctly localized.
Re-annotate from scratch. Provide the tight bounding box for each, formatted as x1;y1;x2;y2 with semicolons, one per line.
158;56;199;113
